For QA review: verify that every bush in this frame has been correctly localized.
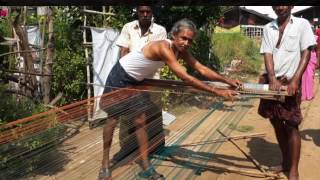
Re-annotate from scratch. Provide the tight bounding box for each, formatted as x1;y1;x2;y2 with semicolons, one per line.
51;48;87;105
211;32;262;75
0;85;47;124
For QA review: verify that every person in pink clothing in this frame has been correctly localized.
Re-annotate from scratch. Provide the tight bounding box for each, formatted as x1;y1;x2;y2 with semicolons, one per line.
301;32;320;101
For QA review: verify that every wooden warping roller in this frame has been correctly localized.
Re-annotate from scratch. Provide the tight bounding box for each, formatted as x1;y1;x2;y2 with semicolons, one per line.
140;79;289;102
237;83;288;102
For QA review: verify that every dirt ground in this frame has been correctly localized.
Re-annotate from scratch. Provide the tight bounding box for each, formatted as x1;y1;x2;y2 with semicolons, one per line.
204;79;320;180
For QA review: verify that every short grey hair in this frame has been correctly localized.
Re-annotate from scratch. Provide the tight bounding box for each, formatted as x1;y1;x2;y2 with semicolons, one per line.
169;18;197;38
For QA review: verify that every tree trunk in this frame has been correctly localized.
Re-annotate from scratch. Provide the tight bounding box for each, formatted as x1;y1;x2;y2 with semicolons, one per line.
43;7;54;104
12;12;38;98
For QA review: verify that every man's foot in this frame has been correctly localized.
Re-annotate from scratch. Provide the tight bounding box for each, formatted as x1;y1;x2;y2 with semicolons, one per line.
268;165;290;174
97;167;111;180
138;166;165;180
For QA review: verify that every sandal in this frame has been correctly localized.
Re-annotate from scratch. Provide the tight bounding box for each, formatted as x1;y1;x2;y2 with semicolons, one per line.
137;166;165;180
97;167;111;180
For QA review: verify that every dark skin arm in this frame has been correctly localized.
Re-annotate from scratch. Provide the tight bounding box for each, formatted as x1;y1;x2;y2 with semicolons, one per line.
179;51;241;88
288;48;311;95
264;53;282;91
119;47;130;58
157;42;239;100
265;49;311;95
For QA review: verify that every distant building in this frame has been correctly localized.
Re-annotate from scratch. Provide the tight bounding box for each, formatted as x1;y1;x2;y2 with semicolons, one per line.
292;6;320;26
217;6;273;39
219;6;273;29
218;6;313;39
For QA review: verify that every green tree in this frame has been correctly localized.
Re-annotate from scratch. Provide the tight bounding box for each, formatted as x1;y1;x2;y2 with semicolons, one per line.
51;6;133;104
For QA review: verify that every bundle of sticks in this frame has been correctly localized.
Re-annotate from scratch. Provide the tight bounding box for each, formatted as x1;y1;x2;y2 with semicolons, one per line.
140;79;289;102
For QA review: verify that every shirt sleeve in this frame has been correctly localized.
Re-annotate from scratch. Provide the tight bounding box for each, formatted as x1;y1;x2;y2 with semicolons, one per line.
157;27;167;40
300;20;316;51
116;23;130;48
260;25;273;54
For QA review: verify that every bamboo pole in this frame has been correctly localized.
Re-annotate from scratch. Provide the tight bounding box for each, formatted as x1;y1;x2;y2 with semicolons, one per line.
83;6;92;121
178;133;266;147
39;7;47;100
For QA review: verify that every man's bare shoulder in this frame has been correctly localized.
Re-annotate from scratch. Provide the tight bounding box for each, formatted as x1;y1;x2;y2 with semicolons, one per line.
148;39;170;49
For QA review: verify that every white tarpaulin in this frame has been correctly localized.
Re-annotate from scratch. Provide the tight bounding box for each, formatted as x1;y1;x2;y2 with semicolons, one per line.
91;27;120;120
26;26;42;82
27;26;41;46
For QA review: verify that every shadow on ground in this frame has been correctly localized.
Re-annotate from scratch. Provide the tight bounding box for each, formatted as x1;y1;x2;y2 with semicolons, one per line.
247;137;281;167
151;145;261;177
301;129;320;146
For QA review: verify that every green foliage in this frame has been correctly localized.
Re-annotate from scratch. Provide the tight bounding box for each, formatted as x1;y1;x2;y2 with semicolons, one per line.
54;7;84;50
103;6;133;29
0;17;11;36
52;49;87;104
228;123;254;132
155;6;221;32
0;125;67;178
51;7;87;104
0;85;47;124
160;59;185;80
212;32;262;74
0;17;11;70
26;11;38;25
51;7;133;105
189;29;222;76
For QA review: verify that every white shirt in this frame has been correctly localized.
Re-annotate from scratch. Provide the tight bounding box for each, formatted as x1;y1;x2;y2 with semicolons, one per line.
260;15;316;80
116;20;167;52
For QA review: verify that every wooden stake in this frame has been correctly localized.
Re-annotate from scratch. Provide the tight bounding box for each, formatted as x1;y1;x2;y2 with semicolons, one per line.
217;129;281;179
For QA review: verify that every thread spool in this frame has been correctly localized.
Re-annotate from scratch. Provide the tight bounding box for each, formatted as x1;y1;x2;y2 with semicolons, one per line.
243;83;269;91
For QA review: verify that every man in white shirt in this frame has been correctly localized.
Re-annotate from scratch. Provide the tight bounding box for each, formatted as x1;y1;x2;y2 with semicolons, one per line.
259;6;316;180
116;6;167;60
113;6;167;163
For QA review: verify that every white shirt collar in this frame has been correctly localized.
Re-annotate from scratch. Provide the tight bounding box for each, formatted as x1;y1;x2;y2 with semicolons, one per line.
133;19;154;35
270;15;295;29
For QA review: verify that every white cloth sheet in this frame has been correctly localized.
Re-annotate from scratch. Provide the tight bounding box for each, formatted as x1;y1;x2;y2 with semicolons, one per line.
90;27;120;120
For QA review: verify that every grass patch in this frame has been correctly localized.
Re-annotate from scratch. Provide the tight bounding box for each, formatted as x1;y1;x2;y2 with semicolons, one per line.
211;32;263;76
228;123;255;133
